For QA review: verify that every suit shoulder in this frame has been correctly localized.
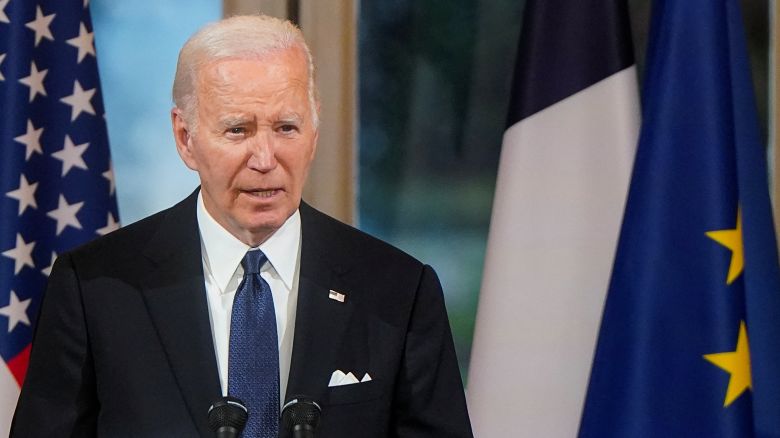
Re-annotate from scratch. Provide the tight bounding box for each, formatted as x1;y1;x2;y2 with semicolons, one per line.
66;194;195;265
300;202;424;272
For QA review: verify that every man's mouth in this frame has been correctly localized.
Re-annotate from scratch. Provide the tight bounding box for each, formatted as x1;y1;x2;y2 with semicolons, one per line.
243;189;279;198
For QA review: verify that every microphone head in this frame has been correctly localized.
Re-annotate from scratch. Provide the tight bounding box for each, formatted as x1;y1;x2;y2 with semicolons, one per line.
281;396;321;432
208;396;248;434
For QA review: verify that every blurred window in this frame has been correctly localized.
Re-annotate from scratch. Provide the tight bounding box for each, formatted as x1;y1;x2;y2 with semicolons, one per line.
91;0;221;224
357;1;523;378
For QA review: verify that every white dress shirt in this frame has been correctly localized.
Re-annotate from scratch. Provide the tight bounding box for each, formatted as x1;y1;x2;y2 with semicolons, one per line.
196;193;300;407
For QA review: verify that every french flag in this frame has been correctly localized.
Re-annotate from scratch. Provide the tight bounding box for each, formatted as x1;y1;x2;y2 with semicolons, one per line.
467;1;638;435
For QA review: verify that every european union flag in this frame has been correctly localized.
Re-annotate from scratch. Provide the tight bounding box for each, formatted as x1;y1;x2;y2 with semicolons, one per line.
0;0;118;432
579;0;780;436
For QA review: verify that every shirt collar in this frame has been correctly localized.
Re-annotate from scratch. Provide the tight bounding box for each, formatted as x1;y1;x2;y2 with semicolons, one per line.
196;192;301;293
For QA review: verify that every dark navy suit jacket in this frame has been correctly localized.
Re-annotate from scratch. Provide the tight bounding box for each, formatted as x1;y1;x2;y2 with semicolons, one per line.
12;190;472;437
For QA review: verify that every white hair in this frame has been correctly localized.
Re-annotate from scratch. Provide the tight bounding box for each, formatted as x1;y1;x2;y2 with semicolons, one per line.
172;14;319;131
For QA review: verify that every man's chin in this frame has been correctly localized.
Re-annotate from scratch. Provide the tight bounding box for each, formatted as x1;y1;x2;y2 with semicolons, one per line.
235;213;291;245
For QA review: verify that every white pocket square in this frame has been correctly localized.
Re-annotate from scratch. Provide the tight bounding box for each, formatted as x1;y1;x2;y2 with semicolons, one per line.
328;370;372;387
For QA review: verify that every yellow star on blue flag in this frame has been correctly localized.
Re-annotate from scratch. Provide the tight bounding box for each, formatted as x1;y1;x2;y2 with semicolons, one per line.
706;210;743;285
704;321;752;407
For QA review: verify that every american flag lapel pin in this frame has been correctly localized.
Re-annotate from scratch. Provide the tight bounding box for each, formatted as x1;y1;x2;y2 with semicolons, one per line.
328;290;346;303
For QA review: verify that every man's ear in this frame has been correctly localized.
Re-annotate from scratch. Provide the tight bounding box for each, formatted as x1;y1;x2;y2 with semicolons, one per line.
171;108;198;171
310;128;319;161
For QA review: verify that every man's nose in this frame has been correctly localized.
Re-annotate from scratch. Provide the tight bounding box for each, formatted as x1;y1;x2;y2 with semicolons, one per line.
246;132;278;172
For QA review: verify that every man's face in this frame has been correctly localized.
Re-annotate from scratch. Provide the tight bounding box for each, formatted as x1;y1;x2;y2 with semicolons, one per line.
173;47;318;246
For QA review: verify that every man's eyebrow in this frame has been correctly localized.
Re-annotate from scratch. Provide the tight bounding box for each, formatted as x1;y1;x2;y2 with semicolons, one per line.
218;115;253;127
277;113;303;124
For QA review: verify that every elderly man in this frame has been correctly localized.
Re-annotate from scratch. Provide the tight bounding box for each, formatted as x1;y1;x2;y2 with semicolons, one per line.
12;14;472;438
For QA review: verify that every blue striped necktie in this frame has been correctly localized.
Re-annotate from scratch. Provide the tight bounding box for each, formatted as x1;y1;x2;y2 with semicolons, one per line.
228;250;279;437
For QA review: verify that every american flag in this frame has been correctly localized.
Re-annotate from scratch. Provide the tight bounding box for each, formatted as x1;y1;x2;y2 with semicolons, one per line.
0;0;118;433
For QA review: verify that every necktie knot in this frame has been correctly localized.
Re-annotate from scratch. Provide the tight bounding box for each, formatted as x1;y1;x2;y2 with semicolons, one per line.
242;250;267;275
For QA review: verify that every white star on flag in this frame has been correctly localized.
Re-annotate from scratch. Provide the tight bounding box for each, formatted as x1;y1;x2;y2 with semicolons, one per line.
0;53;6;81
6;175;38;215
60;80;96;121
0;0;9;24
18;61;48;102
66;23;95;63
46;194;84;235
103;163;116;195
2;234;36;275
97;213;120;236
41;252;57;277
52;135;89;176
25;6;56;47
0;291;32;333
14;120;44;160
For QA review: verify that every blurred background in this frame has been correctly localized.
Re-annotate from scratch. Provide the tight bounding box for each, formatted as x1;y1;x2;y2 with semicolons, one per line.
90;0;774;383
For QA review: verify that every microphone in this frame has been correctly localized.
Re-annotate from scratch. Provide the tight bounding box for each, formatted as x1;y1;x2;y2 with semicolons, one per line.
208;396;248;438
281;396;322;438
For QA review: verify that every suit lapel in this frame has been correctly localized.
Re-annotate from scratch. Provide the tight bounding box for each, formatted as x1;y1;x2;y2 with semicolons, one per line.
286;203;355;404
139;191;221;437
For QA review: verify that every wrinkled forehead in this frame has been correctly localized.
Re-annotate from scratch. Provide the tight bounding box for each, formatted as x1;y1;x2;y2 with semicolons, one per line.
197;47;309;92
191;51;313;125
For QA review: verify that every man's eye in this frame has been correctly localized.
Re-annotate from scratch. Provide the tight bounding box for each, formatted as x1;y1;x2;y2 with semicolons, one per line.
228;127;245;135
278;124;298;134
